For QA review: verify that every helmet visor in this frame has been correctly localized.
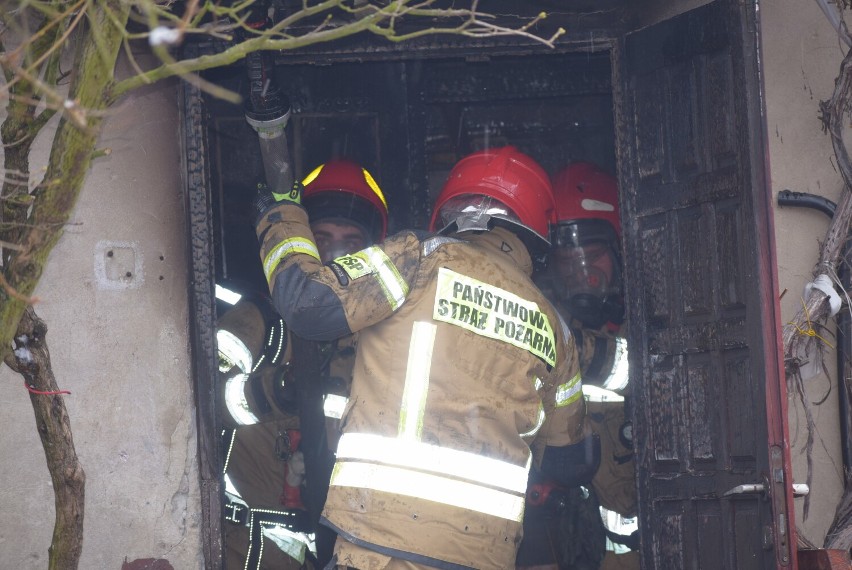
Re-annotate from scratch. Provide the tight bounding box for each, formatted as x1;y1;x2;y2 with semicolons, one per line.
552;219;618;249
436;194;522;234
310;219;370;263
550;242;622;300
303;193;385;243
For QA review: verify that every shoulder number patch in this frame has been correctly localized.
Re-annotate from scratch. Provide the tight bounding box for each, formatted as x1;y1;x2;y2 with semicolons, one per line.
332;246;409;311
333;252;375;280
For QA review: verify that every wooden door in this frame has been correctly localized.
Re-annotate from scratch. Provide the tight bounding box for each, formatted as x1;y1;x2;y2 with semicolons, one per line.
616;1;796;568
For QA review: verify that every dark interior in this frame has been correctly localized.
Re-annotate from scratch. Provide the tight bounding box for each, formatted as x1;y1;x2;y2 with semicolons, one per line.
202;48;619;566
203;52;616;299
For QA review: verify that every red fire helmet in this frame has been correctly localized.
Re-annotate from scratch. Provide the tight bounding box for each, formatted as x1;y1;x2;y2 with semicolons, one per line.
302;159;389;242
551;161;620;242
429;146;555;254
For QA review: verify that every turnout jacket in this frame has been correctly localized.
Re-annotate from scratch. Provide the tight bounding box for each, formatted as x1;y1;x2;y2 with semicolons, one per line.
218;298;358;569
258;202;585;569
569;324;635;518
572;325;628;392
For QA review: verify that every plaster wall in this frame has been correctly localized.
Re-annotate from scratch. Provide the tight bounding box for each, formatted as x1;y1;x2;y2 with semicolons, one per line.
0;63;202;567
761;0;848;546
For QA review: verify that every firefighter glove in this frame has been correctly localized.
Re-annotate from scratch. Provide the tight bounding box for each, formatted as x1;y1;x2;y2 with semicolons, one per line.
253;180;303;222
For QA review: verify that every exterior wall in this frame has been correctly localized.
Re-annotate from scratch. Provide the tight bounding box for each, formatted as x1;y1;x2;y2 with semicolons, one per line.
0;66;202;567
761;0;847;546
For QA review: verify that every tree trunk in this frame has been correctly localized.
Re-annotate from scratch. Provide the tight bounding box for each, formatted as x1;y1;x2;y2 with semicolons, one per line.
0;0;130;360
5;307;85;570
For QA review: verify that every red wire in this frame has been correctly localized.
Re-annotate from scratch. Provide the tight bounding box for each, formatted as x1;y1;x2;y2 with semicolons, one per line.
24;381;70;395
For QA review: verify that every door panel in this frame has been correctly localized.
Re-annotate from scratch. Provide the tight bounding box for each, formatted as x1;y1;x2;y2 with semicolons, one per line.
617;1;795;568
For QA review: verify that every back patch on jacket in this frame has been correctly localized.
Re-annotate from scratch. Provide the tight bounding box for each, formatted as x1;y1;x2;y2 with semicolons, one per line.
433;267;556;366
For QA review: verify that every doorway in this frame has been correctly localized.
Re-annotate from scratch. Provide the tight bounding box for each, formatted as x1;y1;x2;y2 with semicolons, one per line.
179;1;794;568
198;48;619;568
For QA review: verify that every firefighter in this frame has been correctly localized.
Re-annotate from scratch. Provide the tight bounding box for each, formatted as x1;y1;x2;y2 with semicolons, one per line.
218;289;309;569
218;159;389;570
547;161;627;388
534;161;638;570
255;144;597;569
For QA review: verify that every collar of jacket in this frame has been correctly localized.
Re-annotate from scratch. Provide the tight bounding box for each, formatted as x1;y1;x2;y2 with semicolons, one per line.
460;226;533;276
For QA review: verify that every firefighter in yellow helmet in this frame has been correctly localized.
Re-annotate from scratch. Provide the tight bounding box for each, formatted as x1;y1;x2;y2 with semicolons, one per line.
218;158;389;570
255;144;594;569
521;161;638;570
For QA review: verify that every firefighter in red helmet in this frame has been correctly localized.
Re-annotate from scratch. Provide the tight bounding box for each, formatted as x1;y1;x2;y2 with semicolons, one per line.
302;159;388;253
255;144;593;569
218;158;389;570
549;161;625;335
523;161;638;570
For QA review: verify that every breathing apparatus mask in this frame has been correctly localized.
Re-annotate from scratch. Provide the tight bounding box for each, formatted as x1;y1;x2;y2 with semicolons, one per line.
550;219;624;329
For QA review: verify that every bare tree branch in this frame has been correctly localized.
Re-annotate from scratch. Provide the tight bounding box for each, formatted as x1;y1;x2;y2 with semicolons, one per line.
111;0;562;99
782;37;852;376
4;307;84;570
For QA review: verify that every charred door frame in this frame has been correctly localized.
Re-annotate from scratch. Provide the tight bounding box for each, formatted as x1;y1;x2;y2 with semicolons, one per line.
179;13;795;564
179;34;623;567
746;0;798;562
746;4;798;552
180;61;224;567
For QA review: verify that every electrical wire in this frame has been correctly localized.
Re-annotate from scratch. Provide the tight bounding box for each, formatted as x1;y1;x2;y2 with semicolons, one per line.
815;0;852;48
